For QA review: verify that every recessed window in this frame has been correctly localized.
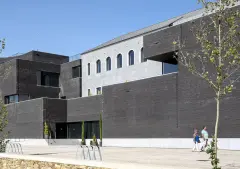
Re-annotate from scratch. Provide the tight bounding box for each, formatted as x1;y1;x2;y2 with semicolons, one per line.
141;48;147;62
88;89;91;96
96;87;102;95
84;121;100;139
106;57;111;71
163;63;178;74
128;50;134;66
5;95;19;104
88;63;90;75
117;54;122;68
96;60;101;73
72;66;81;78
37;71;59;87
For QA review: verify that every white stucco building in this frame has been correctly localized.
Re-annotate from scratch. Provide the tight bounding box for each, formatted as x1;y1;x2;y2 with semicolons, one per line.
80;33;164;97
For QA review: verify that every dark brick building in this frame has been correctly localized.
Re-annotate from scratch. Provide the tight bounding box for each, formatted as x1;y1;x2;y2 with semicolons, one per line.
1;5;240;149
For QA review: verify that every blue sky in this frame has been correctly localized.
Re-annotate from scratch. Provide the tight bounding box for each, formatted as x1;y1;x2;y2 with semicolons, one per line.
0;0;201;57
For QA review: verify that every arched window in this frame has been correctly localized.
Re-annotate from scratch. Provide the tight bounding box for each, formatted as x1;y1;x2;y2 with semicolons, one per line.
106;57;111;71
141;48;146;62
117;54;122;68
128;50;134;66
96;60;101;73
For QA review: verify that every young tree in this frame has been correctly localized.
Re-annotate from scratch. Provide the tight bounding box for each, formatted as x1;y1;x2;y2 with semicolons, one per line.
81;121;85;145
99;113;103;146
0;38;10;152
173;0;240;168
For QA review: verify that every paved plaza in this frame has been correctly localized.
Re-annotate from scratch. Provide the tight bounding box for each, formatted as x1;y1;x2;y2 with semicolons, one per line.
6;145;240;169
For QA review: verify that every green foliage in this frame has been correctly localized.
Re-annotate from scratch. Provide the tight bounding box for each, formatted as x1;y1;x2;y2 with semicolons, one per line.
99;113;103;142
44;122;49;136
0;100;9;152
81;121;85;145
0;38;5;54
206;136;221;169
0;140;9;153
90;134;98;146
0;38;9;152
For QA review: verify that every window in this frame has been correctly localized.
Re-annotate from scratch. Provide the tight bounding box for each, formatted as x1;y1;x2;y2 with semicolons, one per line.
88;63;90;75
5;94;30;104
117;54;122;68
96;60;101;73
163;63;178;74
106;57;111;71
56;121;99;139
96;87;101;95
36;71;41;85
5;95;19;104
37;71;59;87
72;66;81;78
67;122;82;139
141;48;147;62
128;50;134;65
85;121;100;139
88;89;91;96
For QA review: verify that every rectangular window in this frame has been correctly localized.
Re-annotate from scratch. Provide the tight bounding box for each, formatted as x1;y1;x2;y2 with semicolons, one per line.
72;66;81;78
36;71;41;85
85;121;100;139
88;63;90;75
96;87;101;95
67;122;82;139
88;89;91;96
56;121;100;139
163;63;178;74
5;94;29;104
5;95;19;104
37;71;59;87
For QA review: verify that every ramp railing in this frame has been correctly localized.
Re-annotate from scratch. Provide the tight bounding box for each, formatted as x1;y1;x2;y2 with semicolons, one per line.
6;142;23;154
76;145;102;161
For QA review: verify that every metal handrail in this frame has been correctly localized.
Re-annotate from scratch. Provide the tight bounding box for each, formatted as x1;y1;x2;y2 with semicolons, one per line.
6;142;23;154
76;145;102;161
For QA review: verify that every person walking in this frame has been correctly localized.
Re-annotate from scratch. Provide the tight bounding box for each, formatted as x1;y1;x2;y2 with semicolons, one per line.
192;129;201;152
201;126;209;150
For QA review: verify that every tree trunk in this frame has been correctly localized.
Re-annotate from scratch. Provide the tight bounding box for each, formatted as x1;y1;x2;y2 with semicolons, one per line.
214;91;220;168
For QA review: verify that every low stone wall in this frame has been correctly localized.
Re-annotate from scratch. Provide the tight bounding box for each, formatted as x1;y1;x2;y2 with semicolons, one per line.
0;158;111;169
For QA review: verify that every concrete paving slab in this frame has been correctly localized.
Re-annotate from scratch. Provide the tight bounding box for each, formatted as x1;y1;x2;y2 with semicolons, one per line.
5;145;240;169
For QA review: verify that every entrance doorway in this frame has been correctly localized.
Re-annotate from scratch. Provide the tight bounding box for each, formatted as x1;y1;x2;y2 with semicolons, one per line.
56;123;67;138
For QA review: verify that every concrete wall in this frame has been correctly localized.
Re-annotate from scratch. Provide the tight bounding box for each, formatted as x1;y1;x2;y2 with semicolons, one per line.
0;59;17;99
60;60;81;99
6;97;68;139
102;73;240;149
81;36;162;97
67;95;102;122
17;51;69;65
31;51;69;65
17;59;60;99
102;74;178;138
143;25;181;61
178;65;240;138
44;98;67;138
6;98;44;139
